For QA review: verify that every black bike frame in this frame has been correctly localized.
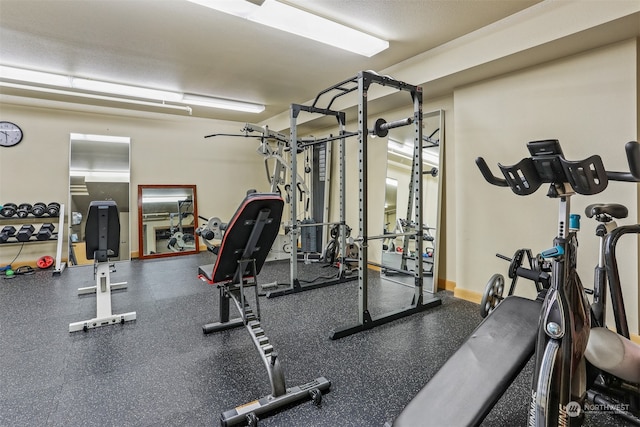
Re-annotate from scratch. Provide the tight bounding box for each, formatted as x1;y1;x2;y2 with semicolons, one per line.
530;193;591;426
604;224;640;340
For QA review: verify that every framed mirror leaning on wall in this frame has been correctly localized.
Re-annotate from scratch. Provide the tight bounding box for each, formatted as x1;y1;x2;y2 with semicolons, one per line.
381;109;444;293
68;133;131;266
137;185;199;259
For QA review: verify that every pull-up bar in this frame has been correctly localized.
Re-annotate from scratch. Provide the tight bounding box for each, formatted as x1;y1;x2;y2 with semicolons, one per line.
298;131;359;148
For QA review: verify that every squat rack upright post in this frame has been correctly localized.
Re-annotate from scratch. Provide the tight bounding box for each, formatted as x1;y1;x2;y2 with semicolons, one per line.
328;70;442;339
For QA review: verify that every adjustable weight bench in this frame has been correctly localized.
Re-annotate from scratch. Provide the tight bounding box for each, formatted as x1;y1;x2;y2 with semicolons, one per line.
69;201;136;333
392;296;541;426
198;192;330;426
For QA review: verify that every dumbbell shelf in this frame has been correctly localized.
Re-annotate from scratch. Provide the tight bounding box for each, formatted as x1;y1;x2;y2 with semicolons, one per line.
0;233;59;244
0;202;61;219
0;203;66;275
1;222;58;244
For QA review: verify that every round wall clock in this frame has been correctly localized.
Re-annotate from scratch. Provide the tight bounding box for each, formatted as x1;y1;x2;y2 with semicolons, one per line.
0;121;23;147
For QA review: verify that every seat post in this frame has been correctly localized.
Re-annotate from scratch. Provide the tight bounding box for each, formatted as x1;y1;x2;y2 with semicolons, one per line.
235;258;260;323
219;286;231;323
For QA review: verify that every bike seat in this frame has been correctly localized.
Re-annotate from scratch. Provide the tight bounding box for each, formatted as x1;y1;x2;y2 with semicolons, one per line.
585;327;640;384
585;203;628;219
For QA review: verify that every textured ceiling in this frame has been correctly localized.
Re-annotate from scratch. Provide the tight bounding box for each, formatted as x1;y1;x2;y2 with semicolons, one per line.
0;0;542;121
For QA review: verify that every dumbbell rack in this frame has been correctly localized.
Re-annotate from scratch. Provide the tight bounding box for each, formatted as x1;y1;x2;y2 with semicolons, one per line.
0;203;66;276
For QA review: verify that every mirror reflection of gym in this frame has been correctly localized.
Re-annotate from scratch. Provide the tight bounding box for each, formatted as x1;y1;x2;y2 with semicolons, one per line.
68;133;131;266
381;109;443;292
137;185;199;259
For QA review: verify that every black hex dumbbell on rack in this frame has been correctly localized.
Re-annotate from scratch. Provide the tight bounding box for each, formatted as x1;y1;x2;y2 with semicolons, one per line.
16;224;35;242
0;225;16;243
36;223;56;241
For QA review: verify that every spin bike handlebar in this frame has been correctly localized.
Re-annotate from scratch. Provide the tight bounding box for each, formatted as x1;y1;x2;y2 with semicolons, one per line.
476;140;640;191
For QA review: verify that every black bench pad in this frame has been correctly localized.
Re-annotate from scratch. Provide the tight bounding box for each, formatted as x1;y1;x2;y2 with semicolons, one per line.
198;193;283;285
394;296;541;427
85;200;120;260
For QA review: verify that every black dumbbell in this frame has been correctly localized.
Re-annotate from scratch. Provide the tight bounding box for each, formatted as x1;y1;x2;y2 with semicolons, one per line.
16;224;35;242
16;203;32;218
36;223;55;241
32;202;47;217
1;203;17;217
47;202;61;216
0;225;16;243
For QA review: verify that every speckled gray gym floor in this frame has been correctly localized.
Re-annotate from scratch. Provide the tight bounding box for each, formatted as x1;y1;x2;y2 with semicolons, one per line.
0;255;628;426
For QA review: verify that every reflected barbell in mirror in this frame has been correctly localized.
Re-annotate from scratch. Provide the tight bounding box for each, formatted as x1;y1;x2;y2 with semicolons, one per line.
424;167;438;177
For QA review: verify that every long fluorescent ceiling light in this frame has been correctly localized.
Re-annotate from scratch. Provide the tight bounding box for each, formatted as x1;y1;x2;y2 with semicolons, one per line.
0;80;193;114
187;0;389;57
72;78;182;103
182;93;264;113
0;65;265;113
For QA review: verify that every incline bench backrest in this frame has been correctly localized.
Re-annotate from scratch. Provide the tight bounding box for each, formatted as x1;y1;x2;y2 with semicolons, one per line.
85;200;120;262
210;193;284;284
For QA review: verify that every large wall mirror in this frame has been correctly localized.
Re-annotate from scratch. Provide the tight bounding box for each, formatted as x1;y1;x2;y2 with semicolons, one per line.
68;133;131;266
137;185;199;259
381;109;444;293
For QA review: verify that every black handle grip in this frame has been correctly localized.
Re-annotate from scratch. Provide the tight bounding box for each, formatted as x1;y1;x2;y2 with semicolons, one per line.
475;157;508;187
626;141;640;178
606;141;640;182
516;266;549;283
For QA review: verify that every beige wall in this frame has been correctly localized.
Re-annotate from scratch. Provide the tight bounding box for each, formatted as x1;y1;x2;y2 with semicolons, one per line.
454;39;639;333
0;102;268;264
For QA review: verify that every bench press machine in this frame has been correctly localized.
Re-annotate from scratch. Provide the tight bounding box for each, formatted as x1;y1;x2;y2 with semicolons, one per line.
197;192;330;426
69;201;136;333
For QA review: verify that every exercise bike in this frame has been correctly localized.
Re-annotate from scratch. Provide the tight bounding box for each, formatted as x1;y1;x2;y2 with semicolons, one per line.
476;139;640;426
391;139;640;426
479;202;640;424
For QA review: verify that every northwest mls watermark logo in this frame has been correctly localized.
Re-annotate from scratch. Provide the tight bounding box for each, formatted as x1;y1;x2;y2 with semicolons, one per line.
566;401;581;417
567;400;630;417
